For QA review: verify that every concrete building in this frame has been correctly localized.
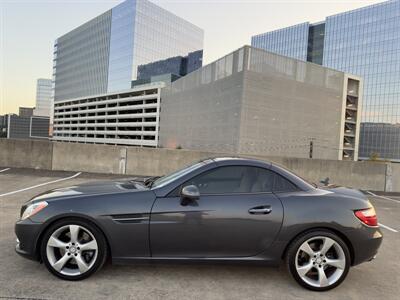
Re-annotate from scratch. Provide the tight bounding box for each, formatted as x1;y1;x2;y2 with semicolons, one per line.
34;79;52;117
251;0;400;161
159;46;362;161
52;83;163;147
53;0;203;102
0;114;49;139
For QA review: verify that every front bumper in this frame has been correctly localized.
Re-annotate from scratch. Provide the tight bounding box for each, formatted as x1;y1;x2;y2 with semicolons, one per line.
15;219;43;261
348;225;383;266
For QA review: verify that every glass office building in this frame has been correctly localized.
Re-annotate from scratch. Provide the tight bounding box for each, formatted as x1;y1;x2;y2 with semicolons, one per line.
251;23;309;61
134;50;203;84
251;0;400;161
34;79;52;117
53;0;203;101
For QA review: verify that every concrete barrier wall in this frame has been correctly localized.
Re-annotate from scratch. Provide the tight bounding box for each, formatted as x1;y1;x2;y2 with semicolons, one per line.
0;139;396;192
391;163;400;193
265;156;387;191
52;142;126;174
124;150;386;191
0;139;53;169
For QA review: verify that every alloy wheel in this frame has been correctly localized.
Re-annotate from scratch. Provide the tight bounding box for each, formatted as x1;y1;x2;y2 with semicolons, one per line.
46;224;98;276
295;236;346;288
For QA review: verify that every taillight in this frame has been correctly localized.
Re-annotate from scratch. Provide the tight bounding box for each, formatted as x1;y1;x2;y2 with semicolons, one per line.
354;207;378;227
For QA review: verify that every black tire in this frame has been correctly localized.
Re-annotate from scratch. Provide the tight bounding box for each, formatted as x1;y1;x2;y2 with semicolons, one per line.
286;230;351;291
40;218;108;281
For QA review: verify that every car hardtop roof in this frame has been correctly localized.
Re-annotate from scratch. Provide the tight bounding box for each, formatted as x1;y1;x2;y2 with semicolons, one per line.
196;157;313;191
201;156;273;167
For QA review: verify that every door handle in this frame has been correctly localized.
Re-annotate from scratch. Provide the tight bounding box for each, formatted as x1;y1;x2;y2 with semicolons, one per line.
248;206;272;214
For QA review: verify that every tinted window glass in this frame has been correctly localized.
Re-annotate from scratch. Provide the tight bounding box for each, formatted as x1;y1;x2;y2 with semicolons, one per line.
152;161;206;188
273;174;298;192
186;166;276;194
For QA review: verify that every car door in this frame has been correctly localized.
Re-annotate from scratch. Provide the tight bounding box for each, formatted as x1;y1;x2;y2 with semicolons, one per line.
150;166;284;258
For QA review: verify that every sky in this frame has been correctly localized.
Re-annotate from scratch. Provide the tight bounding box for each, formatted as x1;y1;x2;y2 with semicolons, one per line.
0;0;386;115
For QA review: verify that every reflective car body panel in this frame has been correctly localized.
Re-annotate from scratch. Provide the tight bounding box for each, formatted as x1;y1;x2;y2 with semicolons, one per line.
15;157;382;268
150;192;283;258
23;187;156;259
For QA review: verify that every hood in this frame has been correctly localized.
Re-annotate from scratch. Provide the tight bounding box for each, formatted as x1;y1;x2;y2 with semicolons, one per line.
29;180;148;203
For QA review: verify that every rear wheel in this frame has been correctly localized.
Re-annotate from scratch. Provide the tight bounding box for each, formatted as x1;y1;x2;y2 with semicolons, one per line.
40;218;107;280
286;230;350;291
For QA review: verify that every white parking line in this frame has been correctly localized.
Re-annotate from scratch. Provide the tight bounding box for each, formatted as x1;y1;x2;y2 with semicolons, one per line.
379;223;399;233
0;172;82;198
0;168;10;173
366;191;400;204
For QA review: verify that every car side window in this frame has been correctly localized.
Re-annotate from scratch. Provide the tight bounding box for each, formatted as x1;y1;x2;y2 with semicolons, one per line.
185;166;276;194
273;174;298;192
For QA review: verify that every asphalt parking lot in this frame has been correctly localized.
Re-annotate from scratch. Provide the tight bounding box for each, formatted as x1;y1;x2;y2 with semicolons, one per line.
0;167;399;300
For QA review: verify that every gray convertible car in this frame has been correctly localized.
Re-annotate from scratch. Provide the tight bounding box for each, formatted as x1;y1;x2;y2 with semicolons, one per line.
15;157;382;291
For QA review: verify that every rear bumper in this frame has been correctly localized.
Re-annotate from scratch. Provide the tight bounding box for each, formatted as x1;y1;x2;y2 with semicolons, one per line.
348;225;383;266
15;219;43;261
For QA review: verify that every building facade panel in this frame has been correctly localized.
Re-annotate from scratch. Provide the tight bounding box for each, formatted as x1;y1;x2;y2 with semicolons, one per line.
136;50;203;84
19;107;34;118
251;23;310;61
1;115;49;139
251;0;400;161
30;117;50;138
52;84;163;147
137;56;184;80
323;0;400;160
186;50;203;74
107;0;136;92
54;11;112;101
307;22;325;64
359;122;400;160
160;46;361;160
34;79;52;116
159;50;245;153
240;47;347;159
8;116;31;139
132;0;204;79
53;0;204;102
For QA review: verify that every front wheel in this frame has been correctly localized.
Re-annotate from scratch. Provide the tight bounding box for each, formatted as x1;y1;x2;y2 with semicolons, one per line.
286;230;350;291
41;218;108;280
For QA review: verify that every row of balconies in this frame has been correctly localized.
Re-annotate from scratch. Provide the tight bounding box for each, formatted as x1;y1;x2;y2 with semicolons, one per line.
345;109;358;123
52;135;157;146
54;93;159;110
53;125;157;132
341;79;360;160
55;99;158;113
346;95;358;110
53;121;157;128
53;134;157;141
53;130;157;136
54;112;158;122
54;103;158;116
342;149;355;160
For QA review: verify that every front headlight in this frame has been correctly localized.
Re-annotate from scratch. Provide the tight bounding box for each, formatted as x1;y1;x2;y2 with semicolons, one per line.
21;201;48;220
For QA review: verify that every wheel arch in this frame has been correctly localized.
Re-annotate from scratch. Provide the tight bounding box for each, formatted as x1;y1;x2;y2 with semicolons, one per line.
35;214;112;262
281;227;355;265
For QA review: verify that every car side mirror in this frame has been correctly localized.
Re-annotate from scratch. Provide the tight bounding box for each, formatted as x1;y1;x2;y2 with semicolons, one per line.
180;185;200;205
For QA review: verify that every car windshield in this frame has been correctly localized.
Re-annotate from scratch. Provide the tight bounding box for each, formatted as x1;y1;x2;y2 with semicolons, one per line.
151;161;207;189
